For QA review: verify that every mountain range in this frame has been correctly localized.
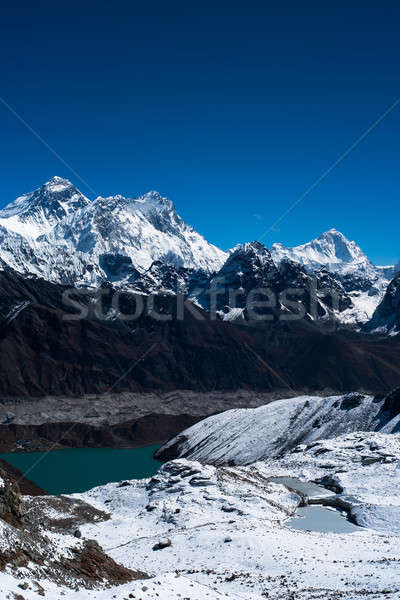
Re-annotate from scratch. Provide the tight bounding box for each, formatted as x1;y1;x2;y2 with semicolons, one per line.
0;176;398;332
0;177;399;449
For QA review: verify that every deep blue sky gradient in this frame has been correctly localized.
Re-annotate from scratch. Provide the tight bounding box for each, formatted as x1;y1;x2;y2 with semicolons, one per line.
1;1;399;264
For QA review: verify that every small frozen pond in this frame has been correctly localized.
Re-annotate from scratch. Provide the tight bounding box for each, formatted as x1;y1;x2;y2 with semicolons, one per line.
287;505;360;534
268;476;334;499
269;475;360;534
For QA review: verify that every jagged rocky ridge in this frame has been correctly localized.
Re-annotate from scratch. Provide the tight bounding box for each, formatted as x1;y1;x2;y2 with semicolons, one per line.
197;241;353;321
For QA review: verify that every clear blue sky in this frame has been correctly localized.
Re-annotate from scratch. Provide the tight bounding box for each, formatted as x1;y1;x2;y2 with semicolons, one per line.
0;1;399;264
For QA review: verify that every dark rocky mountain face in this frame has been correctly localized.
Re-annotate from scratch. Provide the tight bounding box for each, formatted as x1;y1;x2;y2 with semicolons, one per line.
197;242;280;313
98;254;140;282
378;387;400;421
312;267;353;312
193;242;354;323
276;260;353;317
365;273;400;335
0;269;399;398
126;261;209;296
0;268;76;320
337;271;381;295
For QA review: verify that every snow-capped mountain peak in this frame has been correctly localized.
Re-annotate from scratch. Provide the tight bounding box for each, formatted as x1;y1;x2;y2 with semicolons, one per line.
0;178;228;283
0;179;395;332
130;190;181;229
0;176;90;239
270;228;371;274
136;189;171;206
230;240;268;256
224;241;279;277
197;240;279;313
270;228;395;325
43;175;74;190
316;228;369;264
37;186;227;282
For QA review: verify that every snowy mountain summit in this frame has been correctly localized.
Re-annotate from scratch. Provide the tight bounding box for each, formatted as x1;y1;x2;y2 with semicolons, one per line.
0;176;90;239
271;228;376;276
0;177;396;328
0;177;227;285
47;188;227;274
271;228;395;323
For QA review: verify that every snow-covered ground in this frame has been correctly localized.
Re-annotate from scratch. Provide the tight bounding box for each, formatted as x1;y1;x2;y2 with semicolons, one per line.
261;431;400;534
1;428;400;599
336;288;387;325
157;392;400;465
0;570;229;600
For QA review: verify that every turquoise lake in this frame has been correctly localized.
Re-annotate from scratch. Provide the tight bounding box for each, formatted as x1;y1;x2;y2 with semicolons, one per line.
0;445;162;495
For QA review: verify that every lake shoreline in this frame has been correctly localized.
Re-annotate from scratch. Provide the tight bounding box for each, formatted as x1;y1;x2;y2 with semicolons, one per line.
0;457;48;495
0;435;170;454
0;445;163;495
0;389;321;453
0;413;199;454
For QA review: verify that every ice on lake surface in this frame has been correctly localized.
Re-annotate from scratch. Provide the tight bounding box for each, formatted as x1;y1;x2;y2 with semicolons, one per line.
268;476;335;499
269;475;360;534
287;505;361;534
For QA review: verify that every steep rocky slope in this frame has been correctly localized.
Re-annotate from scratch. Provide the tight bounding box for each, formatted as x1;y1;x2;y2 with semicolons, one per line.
1;270;400;398
366;272;400;335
